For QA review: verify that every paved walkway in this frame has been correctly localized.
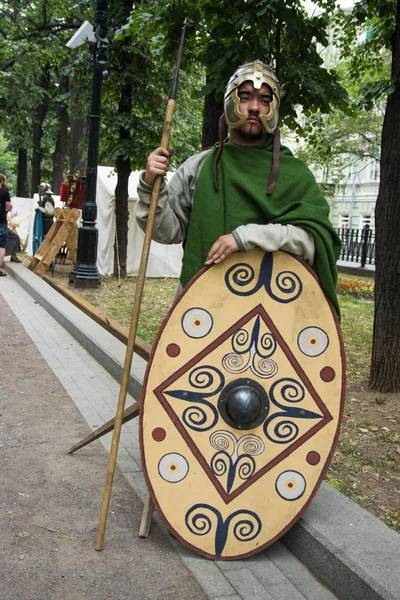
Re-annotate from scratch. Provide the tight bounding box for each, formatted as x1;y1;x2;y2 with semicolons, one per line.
1;270;336;599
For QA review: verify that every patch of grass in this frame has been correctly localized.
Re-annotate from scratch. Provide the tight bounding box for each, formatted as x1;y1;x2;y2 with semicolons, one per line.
339;295;374;379
78;276;178;343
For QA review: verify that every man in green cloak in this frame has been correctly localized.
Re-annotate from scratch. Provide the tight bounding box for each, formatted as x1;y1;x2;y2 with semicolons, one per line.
136;60;341;315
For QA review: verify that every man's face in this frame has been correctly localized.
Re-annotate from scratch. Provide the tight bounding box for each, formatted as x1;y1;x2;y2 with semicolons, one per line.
234;81;273;141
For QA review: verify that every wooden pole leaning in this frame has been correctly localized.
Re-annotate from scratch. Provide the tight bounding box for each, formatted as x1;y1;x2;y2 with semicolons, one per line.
95;20;187;551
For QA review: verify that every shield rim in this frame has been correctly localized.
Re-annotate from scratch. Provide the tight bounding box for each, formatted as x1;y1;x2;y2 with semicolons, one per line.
139;250;346;560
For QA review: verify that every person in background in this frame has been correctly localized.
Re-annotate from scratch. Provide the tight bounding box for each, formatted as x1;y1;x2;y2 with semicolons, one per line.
0;173;21;263
37;182;55;236
0;185;12;276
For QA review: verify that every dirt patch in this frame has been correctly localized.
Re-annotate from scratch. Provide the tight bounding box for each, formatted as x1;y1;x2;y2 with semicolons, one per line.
330;377;400;532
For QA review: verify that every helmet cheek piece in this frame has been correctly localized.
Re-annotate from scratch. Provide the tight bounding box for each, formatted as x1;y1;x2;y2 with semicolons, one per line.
224;89;279;135
224;91;247;130
260;96;279;134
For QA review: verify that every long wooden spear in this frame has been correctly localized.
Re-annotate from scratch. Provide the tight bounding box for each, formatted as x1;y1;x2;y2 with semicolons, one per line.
95;19;187;551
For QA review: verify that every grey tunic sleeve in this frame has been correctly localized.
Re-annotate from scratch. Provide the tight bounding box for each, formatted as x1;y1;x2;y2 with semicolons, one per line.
135;150;210;245
233;223;316;264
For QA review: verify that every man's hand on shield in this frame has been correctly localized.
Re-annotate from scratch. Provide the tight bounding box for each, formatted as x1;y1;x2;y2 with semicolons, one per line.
205;233;240;266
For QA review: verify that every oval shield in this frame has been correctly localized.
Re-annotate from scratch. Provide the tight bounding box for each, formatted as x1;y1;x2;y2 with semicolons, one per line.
140;249;345;560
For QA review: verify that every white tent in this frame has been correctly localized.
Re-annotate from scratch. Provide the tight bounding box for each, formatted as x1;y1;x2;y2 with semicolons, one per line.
96;166;182;277
11;167;183;278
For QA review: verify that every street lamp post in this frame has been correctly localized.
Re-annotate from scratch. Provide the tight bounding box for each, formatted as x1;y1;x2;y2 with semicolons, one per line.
69;0;109;288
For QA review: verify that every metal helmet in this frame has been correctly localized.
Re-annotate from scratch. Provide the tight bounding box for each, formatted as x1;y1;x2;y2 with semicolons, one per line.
39;182;54;195
224;60;280;134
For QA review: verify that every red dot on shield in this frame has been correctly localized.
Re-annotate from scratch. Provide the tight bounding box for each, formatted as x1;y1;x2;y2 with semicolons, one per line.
166;344;181;357
320;366;335;382
152;428;166;442
306;451;321;465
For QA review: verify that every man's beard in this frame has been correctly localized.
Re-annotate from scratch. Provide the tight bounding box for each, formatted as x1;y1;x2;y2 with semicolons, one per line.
236;121;266;140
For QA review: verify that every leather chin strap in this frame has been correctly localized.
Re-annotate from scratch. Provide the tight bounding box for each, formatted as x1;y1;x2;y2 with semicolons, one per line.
266;127;280;196
213;115;280;196
213;114;228;191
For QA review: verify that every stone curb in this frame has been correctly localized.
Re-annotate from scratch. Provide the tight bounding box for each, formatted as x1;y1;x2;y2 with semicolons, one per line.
4;262;145;401
5;262;400;600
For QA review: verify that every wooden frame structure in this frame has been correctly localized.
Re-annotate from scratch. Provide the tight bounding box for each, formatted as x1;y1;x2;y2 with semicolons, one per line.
29;207;80;276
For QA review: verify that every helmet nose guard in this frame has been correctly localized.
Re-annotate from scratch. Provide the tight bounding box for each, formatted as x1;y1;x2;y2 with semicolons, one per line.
224;60;280;134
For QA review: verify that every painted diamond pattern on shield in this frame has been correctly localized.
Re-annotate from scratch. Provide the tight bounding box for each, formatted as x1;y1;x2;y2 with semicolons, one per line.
154;304;333;504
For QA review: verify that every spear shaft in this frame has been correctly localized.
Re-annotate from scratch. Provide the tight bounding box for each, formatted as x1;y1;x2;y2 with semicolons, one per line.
95;18;187;551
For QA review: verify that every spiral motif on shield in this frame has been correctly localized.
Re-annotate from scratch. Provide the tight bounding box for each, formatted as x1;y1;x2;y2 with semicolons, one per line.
275;470;306;500
185;503;262;556
264;418;299;445
238;434;265;457
270;378;305;404
189;365;223;393
232;328;250;352
182;308;213;338
210;451;230;477
225;263;256;295
222;352;246;373
259;332;277;357
210;430;237;455
298;327;329;357
185;504;216;537
236;455;256;481
230;511;262;543
183;405;218;432
254;357;278;379
271;270;303;303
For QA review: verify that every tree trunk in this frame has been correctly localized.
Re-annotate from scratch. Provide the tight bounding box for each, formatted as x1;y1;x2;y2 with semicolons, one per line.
202;75;224;149
69;81;87;173
16;148;29;197
369;0;400;392
52;75;69;194
111;0;135;279
31;68;50;195
114;153;131;279
114;84;133;278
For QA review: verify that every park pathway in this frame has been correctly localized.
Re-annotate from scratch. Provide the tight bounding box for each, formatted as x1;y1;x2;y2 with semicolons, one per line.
0;269;337;600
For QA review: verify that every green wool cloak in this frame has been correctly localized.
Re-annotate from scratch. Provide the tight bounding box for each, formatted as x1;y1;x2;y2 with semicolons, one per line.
180;136;341;316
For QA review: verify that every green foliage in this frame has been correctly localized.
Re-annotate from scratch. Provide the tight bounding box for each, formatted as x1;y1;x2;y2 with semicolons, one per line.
99;1;203;170
121;0;348;135
295;1;394;185
0;0;93;189
0;133;17;192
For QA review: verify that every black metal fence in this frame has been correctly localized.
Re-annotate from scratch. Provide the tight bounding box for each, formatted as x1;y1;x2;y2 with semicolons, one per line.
337;225;375;267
